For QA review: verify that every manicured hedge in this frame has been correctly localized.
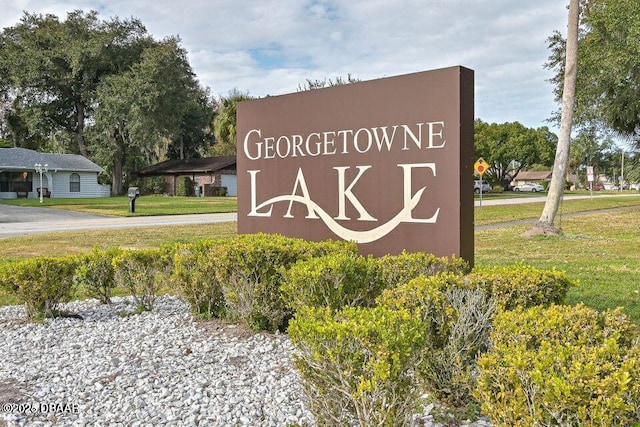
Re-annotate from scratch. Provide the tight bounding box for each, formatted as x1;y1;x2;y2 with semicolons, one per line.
171;239;227;318
476;304;640;426
213;234;356;331
171;234;357;330
175;176;194;196
112;247;173;311
467;264;574;310
74;247;123;304
0;255;79;319
281;252;383;312
377;251;469;289
281;251;470;314
377;273;496;407
288;305;425;426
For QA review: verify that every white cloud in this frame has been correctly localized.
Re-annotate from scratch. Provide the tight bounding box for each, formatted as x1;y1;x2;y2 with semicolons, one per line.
0;0;570;130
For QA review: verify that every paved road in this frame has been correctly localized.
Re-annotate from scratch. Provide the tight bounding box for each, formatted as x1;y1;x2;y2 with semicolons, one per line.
0;193;636;239
474;192;638;207
0;204;237;239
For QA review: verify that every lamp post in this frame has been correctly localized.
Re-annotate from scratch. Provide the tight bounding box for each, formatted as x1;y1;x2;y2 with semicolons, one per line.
34;162;48;203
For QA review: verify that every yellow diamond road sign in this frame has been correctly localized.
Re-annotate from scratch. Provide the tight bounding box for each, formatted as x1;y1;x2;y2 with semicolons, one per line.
474;158;490;176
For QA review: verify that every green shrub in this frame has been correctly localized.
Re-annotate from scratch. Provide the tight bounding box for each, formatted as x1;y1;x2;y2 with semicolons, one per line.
74;247;122;304
176;176;194;196
280;252;383;312
374;266;574;408
376;251;469;289
425;287;496;408
0;256;79;319
376;274;455;347
138;176;167;195
491;185;504;193
467;264;574;310
112;248;172;312
207;186;227;197
171;239;226;318
377;274;496;407
288;305;426;426
215;234;356;331
475;304;640;426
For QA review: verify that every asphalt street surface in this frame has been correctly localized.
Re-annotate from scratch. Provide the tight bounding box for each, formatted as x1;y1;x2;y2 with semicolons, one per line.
0;204;237;239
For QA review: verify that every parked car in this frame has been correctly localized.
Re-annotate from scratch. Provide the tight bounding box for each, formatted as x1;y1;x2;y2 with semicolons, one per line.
603;182;618;190
591;183;605;191
474;180;490;194
513;182;545;192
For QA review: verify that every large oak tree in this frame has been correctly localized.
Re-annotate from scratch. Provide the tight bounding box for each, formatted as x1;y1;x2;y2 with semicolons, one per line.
0;11;213;195
90;37;213;194
0;11;150;156
474;120;557;188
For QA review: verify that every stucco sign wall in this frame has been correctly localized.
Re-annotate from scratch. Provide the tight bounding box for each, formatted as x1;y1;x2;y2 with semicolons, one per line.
237;66;474;263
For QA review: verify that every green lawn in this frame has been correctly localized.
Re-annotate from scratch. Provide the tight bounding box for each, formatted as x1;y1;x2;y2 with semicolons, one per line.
475;194;640;225
0;195;237;216
475;205;640;322
1;194;639;322
475;189;637;200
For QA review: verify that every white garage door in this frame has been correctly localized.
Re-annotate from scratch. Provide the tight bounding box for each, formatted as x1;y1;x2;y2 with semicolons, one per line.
221;174;237;196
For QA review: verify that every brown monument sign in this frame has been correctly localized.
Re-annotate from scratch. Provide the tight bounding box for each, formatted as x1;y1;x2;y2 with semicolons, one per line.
237;66;474;263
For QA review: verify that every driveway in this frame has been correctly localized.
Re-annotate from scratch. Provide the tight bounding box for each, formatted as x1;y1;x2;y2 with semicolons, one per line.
0;204;237;239
0;204;107;224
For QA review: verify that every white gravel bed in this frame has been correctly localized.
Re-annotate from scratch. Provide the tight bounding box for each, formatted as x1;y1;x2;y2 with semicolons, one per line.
0;295;491;427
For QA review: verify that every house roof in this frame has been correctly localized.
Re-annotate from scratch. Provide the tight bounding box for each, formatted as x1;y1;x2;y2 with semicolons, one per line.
0;147;103;173
513;170;579;183
513;171;553;181
136;156;237;177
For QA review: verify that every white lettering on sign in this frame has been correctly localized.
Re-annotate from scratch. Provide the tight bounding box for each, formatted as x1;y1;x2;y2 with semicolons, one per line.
242;121;446;161
247;163;440;243
333;166;377;221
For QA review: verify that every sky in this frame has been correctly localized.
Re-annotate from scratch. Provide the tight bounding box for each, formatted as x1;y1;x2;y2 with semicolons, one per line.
0;0;570;132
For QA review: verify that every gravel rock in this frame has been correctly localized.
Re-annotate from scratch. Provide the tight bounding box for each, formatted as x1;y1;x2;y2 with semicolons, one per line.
0;295;491;426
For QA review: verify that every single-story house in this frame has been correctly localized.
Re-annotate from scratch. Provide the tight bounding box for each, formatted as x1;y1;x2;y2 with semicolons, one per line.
0;147;110;199
135;156;237;196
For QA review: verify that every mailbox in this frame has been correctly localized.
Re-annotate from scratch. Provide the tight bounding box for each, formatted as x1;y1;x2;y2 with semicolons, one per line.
128;187;140;199
128;187;140;212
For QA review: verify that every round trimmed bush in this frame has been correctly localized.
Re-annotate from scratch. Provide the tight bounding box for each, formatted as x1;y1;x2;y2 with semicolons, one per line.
475;304;640;426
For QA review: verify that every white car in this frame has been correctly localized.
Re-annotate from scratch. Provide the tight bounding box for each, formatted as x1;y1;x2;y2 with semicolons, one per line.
513;182;544;192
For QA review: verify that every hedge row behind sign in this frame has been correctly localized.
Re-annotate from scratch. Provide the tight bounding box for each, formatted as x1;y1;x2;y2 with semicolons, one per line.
236;66;474;265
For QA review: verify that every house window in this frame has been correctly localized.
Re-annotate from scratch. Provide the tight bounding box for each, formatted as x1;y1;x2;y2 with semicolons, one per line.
0;172;8;192
0;171;33;192
70;173;81;192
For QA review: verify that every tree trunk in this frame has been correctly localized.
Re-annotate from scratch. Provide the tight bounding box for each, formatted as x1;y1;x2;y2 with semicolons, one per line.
526;0;579;237
111;126;126;196
75;99;89;157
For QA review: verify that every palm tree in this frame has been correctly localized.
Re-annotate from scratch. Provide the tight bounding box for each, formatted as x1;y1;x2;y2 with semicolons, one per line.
212;89;254;155
527;0;580;236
